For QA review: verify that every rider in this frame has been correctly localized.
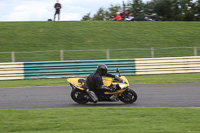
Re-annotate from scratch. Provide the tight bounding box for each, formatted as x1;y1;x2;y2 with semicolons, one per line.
85;64;120;103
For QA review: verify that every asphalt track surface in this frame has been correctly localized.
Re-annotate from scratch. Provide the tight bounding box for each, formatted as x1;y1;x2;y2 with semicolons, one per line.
0;83;200;109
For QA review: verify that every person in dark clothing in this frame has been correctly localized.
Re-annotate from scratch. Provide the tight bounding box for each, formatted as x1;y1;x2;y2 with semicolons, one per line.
85;64;120;103
121;10;130;20
54;0;62;21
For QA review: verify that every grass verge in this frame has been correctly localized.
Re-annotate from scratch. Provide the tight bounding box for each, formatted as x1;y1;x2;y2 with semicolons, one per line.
0;73;200;88
1;21;200;62
0;107;199;133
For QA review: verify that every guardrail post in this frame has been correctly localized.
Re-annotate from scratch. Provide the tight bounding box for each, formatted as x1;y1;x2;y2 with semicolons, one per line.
11;51;15;62
194;46;197;56
106;49;110;59
151;47;154;58
60;50;64;61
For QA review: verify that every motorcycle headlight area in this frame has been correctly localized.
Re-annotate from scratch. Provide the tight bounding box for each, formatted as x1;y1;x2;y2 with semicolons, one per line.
119;84;128;89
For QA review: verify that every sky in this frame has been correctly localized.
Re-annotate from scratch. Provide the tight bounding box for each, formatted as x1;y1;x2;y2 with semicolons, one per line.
0;0;151;21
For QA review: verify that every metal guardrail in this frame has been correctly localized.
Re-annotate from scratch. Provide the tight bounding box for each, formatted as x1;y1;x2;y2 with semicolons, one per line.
135;56;200;75
0;56;200;81
23;59;136;79
0;59;135;80
0;62;24;80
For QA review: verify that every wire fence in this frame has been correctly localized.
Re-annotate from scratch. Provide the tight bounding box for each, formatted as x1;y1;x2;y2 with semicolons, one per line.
0;47;199;63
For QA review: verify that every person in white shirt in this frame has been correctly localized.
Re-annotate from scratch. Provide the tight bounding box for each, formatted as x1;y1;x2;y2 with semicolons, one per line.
125;13;134;21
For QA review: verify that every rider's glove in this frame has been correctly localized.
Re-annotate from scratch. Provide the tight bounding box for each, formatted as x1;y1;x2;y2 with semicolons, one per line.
101;85;114;92
114;75;121;81
101;85;110;90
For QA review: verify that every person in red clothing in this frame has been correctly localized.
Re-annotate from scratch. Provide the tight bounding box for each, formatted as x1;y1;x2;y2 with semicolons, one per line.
113;12;122;21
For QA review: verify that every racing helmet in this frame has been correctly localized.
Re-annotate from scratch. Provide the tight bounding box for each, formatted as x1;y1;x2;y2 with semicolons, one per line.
97;64;107;76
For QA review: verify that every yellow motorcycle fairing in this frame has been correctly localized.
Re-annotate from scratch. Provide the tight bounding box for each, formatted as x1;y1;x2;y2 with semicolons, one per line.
102;76;129;95
102;76;129;87
104;89;126;95
67;75;129;94
67;78;85;91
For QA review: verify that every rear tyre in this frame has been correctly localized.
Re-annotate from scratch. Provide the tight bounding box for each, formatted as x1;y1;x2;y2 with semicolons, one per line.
119;89;137;104
71;89;89;104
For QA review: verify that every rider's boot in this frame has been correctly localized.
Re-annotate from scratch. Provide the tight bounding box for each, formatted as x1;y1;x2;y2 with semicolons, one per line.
86;90;98;103
110;94;118;101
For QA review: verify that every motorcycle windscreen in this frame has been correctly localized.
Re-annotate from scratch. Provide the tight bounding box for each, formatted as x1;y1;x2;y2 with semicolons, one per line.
120;76;129;86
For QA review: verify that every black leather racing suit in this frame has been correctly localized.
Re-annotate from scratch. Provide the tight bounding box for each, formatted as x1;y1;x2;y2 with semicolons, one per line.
85;70;115;102
86;70;115;91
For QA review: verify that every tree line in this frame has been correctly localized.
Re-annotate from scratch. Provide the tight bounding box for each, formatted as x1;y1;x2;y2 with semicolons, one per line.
81;0;200;21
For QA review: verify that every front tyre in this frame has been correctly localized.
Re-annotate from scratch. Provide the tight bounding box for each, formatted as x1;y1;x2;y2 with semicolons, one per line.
119;89;137;104
71;89;89;104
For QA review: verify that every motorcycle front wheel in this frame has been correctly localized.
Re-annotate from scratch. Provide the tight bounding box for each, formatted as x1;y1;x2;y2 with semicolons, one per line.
71;89;89;104
118;89;137;104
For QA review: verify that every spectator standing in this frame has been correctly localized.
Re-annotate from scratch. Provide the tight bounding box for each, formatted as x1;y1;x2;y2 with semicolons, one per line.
54;0;62;21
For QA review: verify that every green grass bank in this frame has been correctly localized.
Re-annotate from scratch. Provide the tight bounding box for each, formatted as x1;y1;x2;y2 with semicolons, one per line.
0;21;200;62
1;21;200;51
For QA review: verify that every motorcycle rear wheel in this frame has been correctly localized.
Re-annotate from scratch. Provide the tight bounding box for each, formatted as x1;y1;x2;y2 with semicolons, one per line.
119;89;137;104
71;89;89;104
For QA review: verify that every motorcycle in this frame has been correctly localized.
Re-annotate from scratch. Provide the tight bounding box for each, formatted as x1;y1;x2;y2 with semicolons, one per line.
67;68;137;104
